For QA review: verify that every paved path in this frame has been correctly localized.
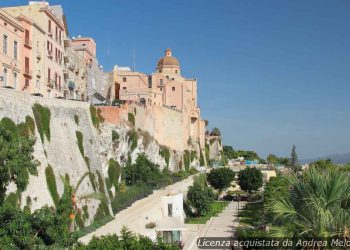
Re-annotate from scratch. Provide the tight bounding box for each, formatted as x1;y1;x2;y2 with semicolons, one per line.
79;176;195;244
187;201;245;250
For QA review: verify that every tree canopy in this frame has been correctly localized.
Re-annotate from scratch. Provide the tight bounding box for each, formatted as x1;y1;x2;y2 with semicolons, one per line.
187;181;215;216
223;146;261;161
238;167;263;194
207;167;235;191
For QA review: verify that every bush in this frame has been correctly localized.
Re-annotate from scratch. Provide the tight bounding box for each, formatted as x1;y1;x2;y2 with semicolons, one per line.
145;222;156;229
128;112;135;126
32;103;51;143
108;158;121;190
159;146;170;168
76;131;84;157
236;227;269;239
112;130;119;142
123;154;161;186
127;130;138;151
74;114;79;125
183;150;191;171
45;165;59;207
207;167;235;191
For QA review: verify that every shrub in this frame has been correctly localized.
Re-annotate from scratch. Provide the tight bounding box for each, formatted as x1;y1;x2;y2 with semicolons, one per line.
96;170;105;195
236;227;269;239
127;130;138;151
145;222;156;229
17;116;36;137
32;103;51;143
45;165;59;207
207;167;235;191
84;156;90;170
139;130;152;149
108;158;121;190
190;151;197;162
183;150;191;171
159;146;170;168
74;114;79;125
112;130;119;142
128;112;135;126
76;131;84;157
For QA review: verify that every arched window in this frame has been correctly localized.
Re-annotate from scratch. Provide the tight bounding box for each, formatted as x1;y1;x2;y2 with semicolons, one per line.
3;68;8;86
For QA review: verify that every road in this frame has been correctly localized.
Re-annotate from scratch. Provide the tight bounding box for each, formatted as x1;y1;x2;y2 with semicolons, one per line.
79;176;195;244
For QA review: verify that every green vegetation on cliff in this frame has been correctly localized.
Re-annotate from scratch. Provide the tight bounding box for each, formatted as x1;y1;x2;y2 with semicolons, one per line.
76;131;84;157
127;129;138;151
45;165;60;207
90;105;104;129
108;158;121;190
128;112;135;126
32;103;51;143
159;146;170;168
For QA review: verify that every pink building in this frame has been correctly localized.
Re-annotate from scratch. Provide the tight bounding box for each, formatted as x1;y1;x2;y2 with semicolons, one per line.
0;9;23;90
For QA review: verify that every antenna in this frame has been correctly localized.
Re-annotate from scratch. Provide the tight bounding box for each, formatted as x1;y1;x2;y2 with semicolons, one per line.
132;49;136;72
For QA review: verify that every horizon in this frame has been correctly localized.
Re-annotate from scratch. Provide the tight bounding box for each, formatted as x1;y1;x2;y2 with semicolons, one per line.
2;0;349;159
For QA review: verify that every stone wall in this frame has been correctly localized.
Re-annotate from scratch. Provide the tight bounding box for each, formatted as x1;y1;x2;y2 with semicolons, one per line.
0;88;110;225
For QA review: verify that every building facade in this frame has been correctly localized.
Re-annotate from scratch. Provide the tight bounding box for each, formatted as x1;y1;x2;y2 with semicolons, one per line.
0;9;23;90
4;1;67;98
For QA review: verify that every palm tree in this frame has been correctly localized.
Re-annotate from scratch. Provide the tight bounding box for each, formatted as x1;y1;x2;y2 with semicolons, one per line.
60;172;108;232
269;166;350;238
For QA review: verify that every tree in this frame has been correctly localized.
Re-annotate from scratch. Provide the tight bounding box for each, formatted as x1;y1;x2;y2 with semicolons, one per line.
290;145;300;172
210;127;221;136
0;120;39;205
187;182;215;216
238;167;263;194
60;173;108;232
207;167;235;191
267;154;278;165
269;166;350;237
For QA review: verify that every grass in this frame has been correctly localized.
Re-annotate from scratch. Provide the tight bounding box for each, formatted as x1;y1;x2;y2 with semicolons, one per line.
128;112;135;126
45;165;59;207
186;201;229;224
76;215;114;238
76;131;84;157
32;103;51;143
238;201;265;227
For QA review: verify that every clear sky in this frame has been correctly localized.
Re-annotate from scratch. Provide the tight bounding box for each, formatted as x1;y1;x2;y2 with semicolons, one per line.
2;0;349;159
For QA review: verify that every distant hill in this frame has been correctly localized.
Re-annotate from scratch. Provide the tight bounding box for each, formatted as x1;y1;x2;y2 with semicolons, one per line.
301;152;350;164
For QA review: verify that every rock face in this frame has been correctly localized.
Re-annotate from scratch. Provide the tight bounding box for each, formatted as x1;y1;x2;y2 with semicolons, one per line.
0;88;206;227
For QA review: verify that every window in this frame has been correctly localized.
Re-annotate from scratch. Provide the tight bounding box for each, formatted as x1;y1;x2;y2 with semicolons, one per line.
59;76;61;91
122;77;127;82
25;78;29;89
13;72;17;89
172;86;175;91
166;75;169;79
122;87;126;90
25;57;29;74
36;79;40;89
160;87;163;91
48;68;51;81
14;41;18;59
159;69;162;73
55;26;58;41
48;20;51;34
3;68;7;86
168;204;173;217
172;78;174;81
3;35;8;54
148;76;152;88
160;79;163;85
175;70;178;74
25;29;30;45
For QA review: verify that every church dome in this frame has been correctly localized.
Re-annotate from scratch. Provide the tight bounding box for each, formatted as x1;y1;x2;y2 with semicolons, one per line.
157;48;180;68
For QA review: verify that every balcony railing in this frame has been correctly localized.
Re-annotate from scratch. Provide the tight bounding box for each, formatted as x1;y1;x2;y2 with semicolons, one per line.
24;39;32;48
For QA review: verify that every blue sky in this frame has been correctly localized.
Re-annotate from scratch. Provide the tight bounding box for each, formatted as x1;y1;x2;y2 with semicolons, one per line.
2;0;349;159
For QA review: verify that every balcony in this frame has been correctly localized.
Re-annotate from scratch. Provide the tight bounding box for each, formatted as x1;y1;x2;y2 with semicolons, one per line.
24;39;32;48
23;68;32;77
46;78;56;88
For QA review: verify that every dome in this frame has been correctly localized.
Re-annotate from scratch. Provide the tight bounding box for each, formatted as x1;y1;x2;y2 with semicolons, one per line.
157;48;180;68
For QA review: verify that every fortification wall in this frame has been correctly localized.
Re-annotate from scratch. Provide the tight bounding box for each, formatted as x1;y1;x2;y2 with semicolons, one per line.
0;88;110;224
